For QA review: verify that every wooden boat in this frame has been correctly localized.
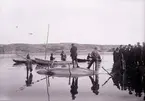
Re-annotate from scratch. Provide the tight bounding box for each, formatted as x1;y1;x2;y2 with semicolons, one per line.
37;67;98;77
34;58;51;65
35;57;101;66
13;59;27;64
13;59;36;64
77;58;102;62
34;58;72;66
77;58;89;62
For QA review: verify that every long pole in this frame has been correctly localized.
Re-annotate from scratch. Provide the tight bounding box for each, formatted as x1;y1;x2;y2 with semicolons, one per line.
44;24;50;101
45;24;49;60
46;75;50;101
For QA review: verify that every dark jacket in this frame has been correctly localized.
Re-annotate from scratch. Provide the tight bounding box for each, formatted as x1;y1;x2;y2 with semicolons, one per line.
70;46;77;57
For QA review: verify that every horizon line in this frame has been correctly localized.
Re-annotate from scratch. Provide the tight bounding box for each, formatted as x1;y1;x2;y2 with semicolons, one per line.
0;42;129;46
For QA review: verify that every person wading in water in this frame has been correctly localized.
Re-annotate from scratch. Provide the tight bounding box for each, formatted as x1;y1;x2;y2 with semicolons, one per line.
26;54;33;72
25;54;33;86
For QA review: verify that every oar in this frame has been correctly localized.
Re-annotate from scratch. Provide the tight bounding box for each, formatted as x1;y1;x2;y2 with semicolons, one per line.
15;53;27;59
98;73;108;75
102;77;112;86
101;66;114;86
101;66;113;77
15;53;34;62
105;68;112;71
16;76;49;92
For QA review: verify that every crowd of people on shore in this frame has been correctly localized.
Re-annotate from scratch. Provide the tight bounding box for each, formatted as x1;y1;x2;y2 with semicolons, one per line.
112;42;145;100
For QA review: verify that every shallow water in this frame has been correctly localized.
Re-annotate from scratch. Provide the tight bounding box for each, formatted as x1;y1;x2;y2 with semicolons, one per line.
0;54;143;101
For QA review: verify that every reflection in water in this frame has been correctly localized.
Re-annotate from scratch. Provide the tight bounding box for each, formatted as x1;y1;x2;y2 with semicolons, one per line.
16;60;34;91
70;78;78;100
15;60;101;101
89;62;100;95
46;76;50;101
26;72;33;87
89;74;99;95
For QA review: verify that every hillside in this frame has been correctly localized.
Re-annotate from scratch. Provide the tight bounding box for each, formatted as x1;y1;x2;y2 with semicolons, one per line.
0;43;119;54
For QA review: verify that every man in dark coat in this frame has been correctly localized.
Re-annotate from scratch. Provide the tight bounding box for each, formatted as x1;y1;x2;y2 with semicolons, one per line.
142;42;145;66
70;44;79;68
135;42;142;66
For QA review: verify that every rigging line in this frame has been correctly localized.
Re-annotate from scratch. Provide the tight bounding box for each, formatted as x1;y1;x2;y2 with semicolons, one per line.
15;53;27;60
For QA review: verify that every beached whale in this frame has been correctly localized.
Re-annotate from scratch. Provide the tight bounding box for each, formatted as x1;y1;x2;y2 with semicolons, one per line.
37;67;98;77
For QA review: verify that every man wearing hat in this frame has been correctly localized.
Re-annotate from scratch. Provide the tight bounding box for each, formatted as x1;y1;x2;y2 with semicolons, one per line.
70;44;79;68
87;47;101;70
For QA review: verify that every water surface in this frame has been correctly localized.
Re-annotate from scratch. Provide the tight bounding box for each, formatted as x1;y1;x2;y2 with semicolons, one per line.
0;54;142;101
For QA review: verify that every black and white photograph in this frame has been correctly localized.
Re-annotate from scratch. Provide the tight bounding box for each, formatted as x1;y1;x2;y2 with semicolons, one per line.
0;0;145;101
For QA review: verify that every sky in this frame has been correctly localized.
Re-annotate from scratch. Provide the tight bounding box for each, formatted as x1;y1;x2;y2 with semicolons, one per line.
0;0;144;45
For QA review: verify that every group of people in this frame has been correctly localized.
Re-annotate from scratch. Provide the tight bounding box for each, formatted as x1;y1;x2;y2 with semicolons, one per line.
49;50;67;61
70;43;101;69
49;43;101;69
49;43;79;68
112;42;145;100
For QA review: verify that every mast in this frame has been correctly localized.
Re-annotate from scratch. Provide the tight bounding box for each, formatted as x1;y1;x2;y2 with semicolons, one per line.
44;24;50;101
45;24;49;60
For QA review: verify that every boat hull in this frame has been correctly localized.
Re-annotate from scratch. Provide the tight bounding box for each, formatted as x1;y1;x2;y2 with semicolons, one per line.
34;58;72;66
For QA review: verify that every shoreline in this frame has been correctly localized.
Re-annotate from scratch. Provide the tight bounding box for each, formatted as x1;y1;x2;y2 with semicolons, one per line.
0;52;113;58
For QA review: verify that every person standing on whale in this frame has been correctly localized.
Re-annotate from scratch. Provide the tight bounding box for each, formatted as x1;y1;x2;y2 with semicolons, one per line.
70;44;79;68
87;47;101;70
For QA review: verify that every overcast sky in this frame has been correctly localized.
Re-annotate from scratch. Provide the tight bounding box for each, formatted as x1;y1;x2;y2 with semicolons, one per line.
0;0;144;45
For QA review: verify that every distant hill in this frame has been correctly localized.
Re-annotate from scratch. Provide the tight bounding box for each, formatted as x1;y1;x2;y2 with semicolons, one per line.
0;43;119;54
